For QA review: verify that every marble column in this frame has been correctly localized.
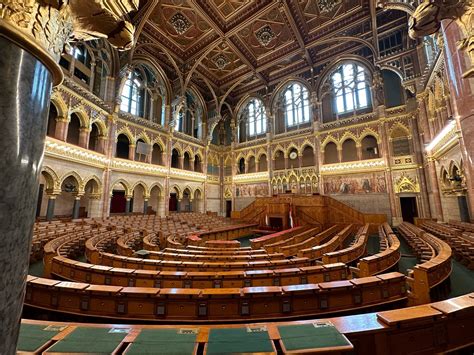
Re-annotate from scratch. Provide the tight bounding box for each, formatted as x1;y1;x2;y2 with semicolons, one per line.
427;158;444;220
72;196;81;219
0;37;53;352
55;117;68;141
46;196;57;221
125;198;131;215
177;199;181;212
441;20;474;221
143;199;148;214
78;128;89;149
128;144;136;161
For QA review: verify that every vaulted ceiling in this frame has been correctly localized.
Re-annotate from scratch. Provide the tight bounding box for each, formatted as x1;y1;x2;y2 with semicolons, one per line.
131;0;411;103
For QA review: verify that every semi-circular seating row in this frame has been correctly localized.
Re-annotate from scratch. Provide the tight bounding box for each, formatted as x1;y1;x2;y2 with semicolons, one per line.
422;220;474;269
322;224;370;264
249;225;312;249
24;272;407;321
49;255;350;288
398;222;452;303
357;223;401;277
19;292;474;355
297;224;354;259
277;225;344;256
262;226;324;254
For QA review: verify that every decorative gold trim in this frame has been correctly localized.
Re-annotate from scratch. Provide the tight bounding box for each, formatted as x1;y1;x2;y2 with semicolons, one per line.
0;20;63;85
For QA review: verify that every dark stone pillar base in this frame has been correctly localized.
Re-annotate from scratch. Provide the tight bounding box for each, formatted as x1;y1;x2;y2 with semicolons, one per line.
0;36;52;353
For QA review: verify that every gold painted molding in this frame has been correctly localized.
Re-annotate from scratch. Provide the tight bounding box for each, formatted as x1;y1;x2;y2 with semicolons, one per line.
0;0;138;85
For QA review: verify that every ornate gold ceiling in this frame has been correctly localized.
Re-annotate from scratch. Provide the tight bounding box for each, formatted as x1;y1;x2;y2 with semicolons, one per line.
132;0;409;101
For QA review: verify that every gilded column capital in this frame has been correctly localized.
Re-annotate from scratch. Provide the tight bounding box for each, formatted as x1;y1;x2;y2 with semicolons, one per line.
0;0;139;85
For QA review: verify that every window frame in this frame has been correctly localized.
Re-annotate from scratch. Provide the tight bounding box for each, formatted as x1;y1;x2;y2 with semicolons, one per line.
282;83;311;128
331;63;371;115
120;70;143;116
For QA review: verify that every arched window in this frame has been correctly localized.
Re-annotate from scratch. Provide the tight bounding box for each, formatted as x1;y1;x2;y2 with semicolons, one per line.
324;142;338;164
283;83;310;127
302;146;315;167
171;149;180;168
88;123;100;152
66;114;81;146
247;156;256;173
47;104;58;138
116;134;130;159
72;44;92;86
259;154;268;171
238;99;266;142
341;139;358;162
194;155;202;172
151;144;163;165
120;70;144;116
92;48;110;100
331;63;371;115
176;90;203;139
361;135;379;159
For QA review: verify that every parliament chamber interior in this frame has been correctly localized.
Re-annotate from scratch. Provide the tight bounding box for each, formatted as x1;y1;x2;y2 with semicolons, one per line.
0;0;474;354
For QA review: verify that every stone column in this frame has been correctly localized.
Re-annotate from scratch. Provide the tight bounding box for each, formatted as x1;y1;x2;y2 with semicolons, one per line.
177;198;181;212
426;157;444;220
125;197;131;215
179;156;184;170
128;144;136;161
143;198;149;214
78;127;89;149
55;116;69;141
441;19;474;220
356;143;363;160
189;158;195;171
46;195;57;221
97;136;107;154
0;11;73;347
72;196;82;219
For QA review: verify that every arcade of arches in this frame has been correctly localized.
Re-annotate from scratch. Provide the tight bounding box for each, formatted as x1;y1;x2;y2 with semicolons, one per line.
0;0;474;353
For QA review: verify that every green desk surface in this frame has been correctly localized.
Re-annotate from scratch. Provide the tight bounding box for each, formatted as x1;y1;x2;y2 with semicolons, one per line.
278;323;353;352
206;327;275;354
125;329;197;355
45;327;128;354
17;324;63;352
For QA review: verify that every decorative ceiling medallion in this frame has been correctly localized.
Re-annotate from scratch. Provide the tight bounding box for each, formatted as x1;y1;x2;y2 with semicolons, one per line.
317;0;342;14
214;54;229;70
255;25;275;47
170;12;191;35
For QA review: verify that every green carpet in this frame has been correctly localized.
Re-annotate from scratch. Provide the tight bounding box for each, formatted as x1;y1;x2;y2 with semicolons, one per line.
236;235;254;248
278;323;351;351
126;329;197;354
367;235;380;255
397;233;418;275
28;260;45;277
206;328;274;354
46;327;128;354
17;324;62;352
449;259;474;298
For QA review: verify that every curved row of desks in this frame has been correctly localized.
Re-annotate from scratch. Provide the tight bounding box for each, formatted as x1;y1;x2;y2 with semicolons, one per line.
25;272;407;322
18;292;474;354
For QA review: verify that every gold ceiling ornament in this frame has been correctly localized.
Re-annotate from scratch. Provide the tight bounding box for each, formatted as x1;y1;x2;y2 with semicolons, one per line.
169;12;191;35
409;0;473;78
0;0;138;85
317;0;342;14
255;25;275;47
